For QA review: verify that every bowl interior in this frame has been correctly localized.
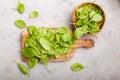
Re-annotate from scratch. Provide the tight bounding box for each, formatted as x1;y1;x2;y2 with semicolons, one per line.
72;2;105;35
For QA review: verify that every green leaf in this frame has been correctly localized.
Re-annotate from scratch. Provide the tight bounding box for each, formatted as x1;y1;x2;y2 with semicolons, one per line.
56;27;68;34
29;11;39;18
91;14;103;22
56;33;61;43
75;19;83;26
17;2;25;14
75;9;80;17
46;29;55;41
55;53;62;58
14;20;26;28
79;12;88;19
18;63;29;75
22;47;36;59
61;32;72;42
29;57;38;69
27;25;40;35
39;37;51;51
71;62;85;72
88;22;100;34
89;10;96;18
39;27;47;36
40;54;50;64
74;25;88;39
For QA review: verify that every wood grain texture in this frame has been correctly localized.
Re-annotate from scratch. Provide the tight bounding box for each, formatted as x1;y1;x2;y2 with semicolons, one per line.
21;28;94;62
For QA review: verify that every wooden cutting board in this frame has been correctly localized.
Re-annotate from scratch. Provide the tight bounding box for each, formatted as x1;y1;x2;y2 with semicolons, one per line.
21;28;94;62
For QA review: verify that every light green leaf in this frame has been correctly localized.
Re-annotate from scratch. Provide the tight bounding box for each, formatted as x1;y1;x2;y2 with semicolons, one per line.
71;62;85;72
17;2;25;14
29;57;38;69
18;63;29;75
22;47;36;59
27;25;40;35
39;37;51;51
75;19;83;26
15;20;26;28
61;32;72;42
91;14;103;22
56;27;68;34
29;11;39;18
74;25;88;39
79;12;88;19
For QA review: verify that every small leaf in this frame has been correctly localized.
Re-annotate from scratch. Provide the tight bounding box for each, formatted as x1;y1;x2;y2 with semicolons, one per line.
17;2;25;14
15;20;26;28
75;19;83;26
29;11;39;18
89;10;96;18
27;25;40;35
39;37;51;51
56;27;68;34
79;12;88;19
29;57;38;69
18;63;29;75
22;47;37;59
74;25;88;39
91;14;103;22
71;62;85;72
61;32;72;42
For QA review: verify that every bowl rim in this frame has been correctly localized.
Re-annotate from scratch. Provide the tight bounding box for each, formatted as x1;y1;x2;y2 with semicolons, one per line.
72;2;106;35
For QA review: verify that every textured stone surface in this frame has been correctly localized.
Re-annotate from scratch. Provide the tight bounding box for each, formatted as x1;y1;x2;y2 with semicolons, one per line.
0;0;120;80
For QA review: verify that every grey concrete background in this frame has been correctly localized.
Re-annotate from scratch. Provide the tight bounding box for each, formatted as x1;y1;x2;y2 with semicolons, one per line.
0;0;120;80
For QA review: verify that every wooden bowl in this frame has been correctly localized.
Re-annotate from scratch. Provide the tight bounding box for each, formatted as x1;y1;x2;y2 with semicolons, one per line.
72;2;105;35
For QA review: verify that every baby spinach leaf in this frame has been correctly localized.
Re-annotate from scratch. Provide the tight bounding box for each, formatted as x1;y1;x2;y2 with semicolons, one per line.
61;32;72;42
39;37;51;51
89;10;96;18
75;9;80;17
17;2;25;14
88;22;100;34
74;25;88;39
28;25;40;35
71;62;85;72
56;33;61;43
46;29;55;41
29;11;39;18
15;20;26;28
22;47;36;59
91;13;103;22
55;53;62;58
39;27;47;36
40;54;50;64
75;19;83;26
56;27;68;34
29;57;38;69
18;63;29;75
79;12;88;19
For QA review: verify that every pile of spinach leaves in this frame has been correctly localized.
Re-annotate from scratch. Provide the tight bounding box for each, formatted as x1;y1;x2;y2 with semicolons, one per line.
22;26;77;69
75;4;103;34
